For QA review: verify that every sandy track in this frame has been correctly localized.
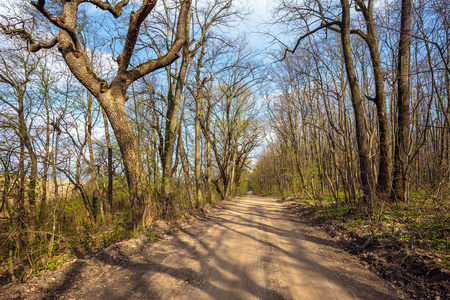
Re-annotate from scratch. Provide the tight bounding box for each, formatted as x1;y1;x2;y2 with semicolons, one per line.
150;195;401;300
3;195;402;299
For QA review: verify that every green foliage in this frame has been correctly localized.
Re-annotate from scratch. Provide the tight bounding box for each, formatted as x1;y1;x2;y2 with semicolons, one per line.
34;253;75;271
305;192;450;268
130;228;159;240
0;192;136;286
140;231;159;240
233;181;249;196
248;179;260;194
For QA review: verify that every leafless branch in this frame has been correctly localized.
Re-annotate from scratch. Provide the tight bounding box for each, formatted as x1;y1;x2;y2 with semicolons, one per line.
125;0;192;83
84;0;130;18
282;21;340;60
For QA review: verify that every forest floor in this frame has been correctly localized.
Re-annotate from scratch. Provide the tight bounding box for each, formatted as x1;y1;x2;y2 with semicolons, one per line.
1;194;404;299
282;198;450;300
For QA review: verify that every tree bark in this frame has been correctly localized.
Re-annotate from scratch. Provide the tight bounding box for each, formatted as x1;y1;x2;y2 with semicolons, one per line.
205;96;213;203
17;93;38;225
101;108;114;212
340;0;374;209
100;91;148;226
194;76;204;208
51;122;61;201
354;0;391;197
40;85;51;221
392;0;412;202
161;7;192;198
178;118;194;208
86;91;99;221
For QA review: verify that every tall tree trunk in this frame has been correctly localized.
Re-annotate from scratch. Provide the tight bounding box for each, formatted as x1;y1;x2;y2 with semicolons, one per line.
37;76;53;221
202;91;214;203
355;0;391;197
40;92;51;221
340;0;374;209
100;92;148;227
443;68;450;173
101;108;114;212
17;133;26;229
162;82;181;196
86;92;99;221
194;45;207;206
340;64;358;203
224;146;237;200
178;120;194;208
392;0;412;202
21;127;38;211
205;118;213;204
17;94;38;226
52;122;61;201
161;9;192;198
194;83;203;208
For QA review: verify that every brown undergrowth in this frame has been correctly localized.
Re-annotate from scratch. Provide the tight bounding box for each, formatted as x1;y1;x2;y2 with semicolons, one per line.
0;199;232;299
0;197;224;289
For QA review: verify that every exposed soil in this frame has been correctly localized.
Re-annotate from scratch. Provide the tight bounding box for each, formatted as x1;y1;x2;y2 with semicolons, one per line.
1;195;403;299
282;199;450;300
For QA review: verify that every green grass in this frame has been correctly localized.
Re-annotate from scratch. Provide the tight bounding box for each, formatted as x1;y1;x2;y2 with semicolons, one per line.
133;229;159;240
34;253;76;272
300;192;450;268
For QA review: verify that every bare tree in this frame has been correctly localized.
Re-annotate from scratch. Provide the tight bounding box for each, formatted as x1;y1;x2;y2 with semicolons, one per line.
392;0;412;202
0;19;40;227
276;0;375;207
353;0;391;197
10;0;193;226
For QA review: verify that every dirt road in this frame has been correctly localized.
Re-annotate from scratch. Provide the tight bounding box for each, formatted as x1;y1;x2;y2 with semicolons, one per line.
4;195;402;299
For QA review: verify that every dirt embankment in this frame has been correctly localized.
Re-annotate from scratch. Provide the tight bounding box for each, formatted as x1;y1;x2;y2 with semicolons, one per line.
1;195;402;299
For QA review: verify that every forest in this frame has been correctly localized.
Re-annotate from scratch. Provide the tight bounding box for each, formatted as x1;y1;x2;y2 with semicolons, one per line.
0;0;449;290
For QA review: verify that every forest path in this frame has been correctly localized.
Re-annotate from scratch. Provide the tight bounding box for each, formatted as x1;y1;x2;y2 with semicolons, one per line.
4;195;402;299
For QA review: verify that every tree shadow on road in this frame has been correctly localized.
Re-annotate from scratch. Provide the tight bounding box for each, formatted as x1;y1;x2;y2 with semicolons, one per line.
42;197;400;300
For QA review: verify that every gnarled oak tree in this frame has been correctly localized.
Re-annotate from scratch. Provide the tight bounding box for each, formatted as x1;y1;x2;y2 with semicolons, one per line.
26;0;192;226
